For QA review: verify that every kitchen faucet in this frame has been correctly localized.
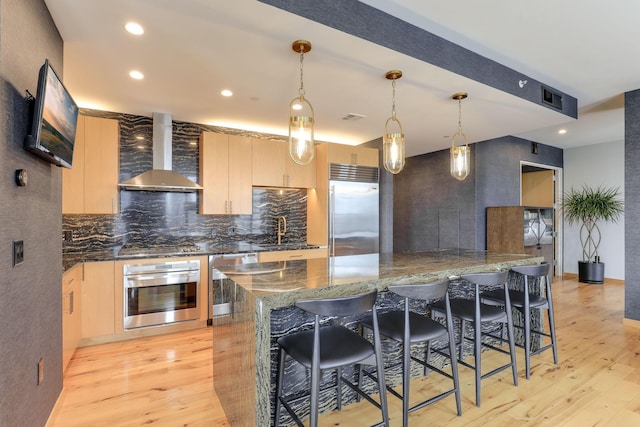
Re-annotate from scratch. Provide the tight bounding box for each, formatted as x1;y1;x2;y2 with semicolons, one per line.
277;216;287;245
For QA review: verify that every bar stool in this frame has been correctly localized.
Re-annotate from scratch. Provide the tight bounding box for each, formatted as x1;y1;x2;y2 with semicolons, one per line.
274;291;389;427
361;280;462;427
432;270;518;406
481;263;558;379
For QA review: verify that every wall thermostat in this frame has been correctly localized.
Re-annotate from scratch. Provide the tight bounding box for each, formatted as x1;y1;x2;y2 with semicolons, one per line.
15;169;28;187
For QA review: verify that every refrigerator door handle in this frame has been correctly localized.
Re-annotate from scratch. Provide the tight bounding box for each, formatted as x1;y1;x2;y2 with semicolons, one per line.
329;184;336;257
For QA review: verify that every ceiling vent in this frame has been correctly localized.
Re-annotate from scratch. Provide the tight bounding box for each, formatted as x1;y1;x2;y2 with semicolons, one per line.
542;87;563;110
342;113;367;121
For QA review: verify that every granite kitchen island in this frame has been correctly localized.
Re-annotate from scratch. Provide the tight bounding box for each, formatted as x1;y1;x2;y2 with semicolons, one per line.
212;250;543;426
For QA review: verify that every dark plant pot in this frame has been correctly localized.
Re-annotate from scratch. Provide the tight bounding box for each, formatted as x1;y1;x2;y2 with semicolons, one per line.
578;261;604;284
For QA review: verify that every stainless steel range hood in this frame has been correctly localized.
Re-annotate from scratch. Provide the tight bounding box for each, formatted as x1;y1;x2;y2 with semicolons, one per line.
118;113;204;192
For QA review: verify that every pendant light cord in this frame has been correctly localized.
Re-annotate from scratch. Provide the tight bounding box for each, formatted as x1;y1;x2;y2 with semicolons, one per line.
391;78;397;119
298;48;305;99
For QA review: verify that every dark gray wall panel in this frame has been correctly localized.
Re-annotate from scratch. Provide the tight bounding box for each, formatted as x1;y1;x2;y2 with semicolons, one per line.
393;147;476;251
259;0;577;118
625;90;640;320
0;0;64;425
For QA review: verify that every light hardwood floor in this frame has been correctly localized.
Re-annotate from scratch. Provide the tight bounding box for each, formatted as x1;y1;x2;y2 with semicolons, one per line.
52;277;640;426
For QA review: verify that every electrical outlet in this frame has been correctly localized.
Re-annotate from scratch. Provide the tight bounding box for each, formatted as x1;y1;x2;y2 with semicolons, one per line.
228;227;236;236
37;358;44;385
63;230;73;242
13;240;24;266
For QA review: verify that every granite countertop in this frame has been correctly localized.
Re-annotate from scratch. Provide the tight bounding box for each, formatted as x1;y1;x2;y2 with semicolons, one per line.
62;242;321;272
222;249;543;309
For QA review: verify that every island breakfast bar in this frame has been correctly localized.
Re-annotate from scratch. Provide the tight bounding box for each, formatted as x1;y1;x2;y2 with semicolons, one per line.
212;250;544;426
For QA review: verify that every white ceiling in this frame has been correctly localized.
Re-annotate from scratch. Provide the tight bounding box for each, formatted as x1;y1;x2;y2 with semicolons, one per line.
44;0;636;158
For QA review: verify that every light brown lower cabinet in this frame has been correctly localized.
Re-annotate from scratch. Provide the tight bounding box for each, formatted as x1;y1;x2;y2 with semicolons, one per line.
80;261;116;339
62;264;82;372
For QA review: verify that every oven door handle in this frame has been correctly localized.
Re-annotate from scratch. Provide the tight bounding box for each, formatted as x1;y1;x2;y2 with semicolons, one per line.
125;273;199;288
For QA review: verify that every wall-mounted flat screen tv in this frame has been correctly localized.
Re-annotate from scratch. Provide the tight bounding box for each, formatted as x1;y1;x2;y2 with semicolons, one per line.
24;59;79;169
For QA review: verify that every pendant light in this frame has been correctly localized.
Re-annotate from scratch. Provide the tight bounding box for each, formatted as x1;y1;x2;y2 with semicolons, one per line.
383;70;405;174
450;92;470;181
288;40;315;166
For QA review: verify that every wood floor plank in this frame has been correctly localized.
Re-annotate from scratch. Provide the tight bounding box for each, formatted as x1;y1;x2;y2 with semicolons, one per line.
52;278;640;426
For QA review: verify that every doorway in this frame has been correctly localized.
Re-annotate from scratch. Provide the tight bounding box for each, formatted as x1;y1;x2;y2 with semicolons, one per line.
520;162;563;278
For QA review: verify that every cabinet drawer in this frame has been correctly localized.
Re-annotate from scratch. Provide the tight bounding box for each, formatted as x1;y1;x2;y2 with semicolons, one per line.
258;248;327;262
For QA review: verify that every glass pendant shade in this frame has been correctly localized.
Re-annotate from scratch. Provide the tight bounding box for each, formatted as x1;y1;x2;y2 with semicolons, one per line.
288;96;315;165
450;92;470;181
383;117;405;174
288;40;315;166
450;140;470;180
383;70;405;174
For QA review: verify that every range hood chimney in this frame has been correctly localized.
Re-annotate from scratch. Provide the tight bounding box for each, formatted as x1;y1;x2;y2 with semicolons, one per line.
118;113;203;192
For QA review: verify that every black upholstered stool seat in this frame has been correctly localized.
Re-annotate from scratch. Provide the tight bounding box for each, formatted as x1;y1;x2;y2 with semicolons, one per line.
373;311;447;343
435;299;507;322
277;326;376;370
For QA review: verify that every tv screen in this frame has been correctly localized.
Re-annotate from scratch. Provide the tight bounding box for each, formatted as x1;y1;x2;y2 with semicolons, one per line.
24;59;79;169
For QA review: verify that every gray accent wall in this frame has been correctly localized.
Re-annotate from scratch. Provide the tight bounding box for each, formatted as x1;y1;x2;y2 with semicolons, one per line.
393;137;562;252
0;0;64;425
625;89;640;321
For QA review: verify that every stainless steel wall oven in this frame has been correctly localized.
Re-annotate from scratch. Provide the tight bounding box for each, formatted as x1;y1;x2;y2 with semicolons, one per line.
123;260;200;329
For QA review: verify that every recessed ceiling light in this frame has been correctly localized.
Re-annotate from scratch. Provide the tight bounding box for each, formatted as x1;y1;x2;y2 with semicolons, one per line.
558;129;567;134
220;89;233;97
129;70;144;80
125;22;144;35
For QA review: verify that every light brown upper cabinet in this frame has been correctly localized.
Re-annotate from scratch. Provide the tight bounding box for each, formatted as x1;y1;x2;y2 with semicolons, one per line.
252;139;316;188
326;143;378;167
199;132;252;215
521;170;554;207
62;115;120;214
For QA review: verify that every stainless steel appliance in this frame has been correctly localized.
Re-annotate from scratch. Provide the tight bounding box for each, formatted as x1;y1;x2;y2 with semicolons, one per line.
329;164;379;256
123;260;200;329
208;253;258;322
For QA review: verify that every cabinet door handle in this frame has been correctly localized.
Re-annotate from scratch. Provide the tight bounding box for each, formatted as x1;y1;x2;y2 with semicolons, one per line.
70;290;74;315
225;200;228;214
229;200;233;214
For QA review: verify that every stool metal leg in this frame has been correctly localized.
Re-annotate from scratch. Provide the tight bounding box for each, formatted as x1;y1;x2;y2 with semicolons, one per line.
504;286;519;387
546;276;559;364
274;347;286;427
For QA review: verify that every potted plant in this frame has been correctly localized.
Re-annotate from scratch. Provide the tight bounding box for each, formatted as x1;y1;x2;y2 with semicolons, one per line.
561;186;623;284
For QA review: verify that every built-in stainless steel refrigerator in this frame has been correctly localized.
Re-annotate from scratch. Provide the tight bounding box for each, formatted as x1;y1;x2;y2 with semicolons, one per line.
329;164;379;256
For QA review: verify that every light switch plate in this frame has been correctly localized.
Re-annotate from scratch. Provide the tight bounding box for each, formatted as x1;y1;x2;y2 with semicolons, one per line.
13;240;24;266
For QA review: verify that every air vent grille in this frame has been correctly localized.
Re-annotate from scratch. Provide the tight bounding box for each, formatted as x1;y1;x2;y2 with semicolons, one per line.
330;163;379;183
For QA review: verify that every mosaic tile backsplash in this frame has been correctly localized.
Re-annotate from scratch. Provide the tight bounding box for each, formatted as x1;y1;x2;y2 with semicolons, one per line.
62;110;309;254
